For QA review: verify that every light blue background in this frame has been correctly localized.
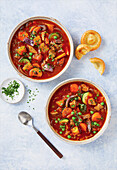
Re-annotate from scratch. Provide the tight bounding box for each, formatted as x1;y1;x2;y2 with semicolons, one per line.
0;0;117;170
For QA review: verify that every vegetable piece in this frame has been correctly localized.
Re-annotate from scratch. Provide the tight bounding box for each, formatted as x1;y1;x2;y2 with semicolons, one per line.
79;104;87;113
88;98;96;105
23;38;34;46
32;63;40;68
87;119;91;132
18;31;28;41
59;118;69;124
92;112;101;122
39;25;47;31
57;58;65;66
39;43;49;53
46;24;54;32
49;49;56;58
19;58;30;64
23;63;33;71
50;110;58;115
81;84;89;92
45;38;49;44
70;84;79;93
29;26;36;32
56;99;65;107
90;57;105;75
62;107;72;117
75;44;90;60
41;31;46;41
32;26;41;35
94;104;103;111
17;46;27;55
80;123;87;132
27;45;37;54
33;54;43;62
42;64;53;72
65;94;77;107
82;92;92;104
55;53;66;60
71;126;80;135
29;68;42;77
33;35;41;45
65;46;69;55
49;32;59;40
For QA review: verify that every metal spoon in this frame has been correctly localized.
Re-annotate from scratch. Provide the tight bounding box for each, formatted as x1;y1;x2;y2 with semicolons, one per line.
18;111;63;159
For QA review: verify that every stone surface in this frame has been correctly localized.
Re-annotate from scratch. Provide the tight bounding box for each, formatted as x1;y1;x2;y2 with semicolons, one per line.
0;0;117;170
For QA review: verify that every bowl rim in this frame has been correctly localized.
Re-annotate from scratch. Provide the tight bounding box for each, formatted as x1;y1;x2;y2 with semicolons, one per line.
45;78;111;145
7;16;74;83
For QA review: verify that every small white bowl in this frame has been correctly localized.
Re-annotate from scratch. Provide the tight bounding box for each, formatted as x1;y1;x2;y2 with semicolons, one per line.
46;78;111;145
0;78;25;104
8;16;74;83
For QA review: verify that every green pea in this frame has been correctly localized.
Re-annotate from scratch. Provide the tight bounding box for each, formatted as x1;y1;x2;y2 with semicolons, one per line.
29;56;32;60
52;59;55;62
95;97;97;99
78;112;82;115
74;97;78;100
97;94;99;96
62;128;65;131
58;118;60;121
67;95;70;98
71;111;75;115
55;120;58;123
79;118;82;122
90;111;94;114
101;102;104;106
29;52;33;56
59;131;62;134
54;36;58;39
72;117;76;120
67;135;71;139
93;131;97;134
30;37;33;40
94;122;97;125
96;123;100;127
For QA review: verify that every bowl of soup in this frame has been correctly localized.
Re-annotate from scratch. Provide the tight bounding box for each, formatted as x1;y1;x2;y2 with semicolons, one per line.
8;16;74;82
46;78;111;144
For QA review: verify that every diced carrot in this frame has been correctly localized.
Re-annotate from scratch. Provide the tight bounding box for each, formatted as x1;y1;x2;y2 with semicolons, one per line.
33;54;43;62
33;35;41;45
29;68;42;77
17;46;27;55
32;26;41;35
27;45;37;53
94;104;103;111
80;123;87;132
56;99;64;107
45;38;49;44
18;31;28;41
55;53;66;60
23;63;33;71
92;112;101;122
62;107;72;118
70;84;79;93
32;63;40;68
29;26;36;32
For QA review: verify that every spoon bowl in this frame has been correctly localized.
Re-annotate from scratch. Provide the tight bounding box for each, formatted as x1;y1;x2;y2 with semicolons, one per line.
18;111;33;126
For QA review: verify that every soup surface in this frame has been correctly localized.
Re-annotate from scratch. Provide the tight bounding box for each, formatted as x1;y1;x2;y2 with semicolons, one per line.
48;82;107;141
10;19;70;79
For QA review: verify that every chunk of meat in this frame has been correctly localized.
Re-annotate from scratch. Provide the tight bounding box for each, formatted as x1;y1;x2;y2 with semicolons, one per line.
17;46;27;55
88;98;96;105
29;68;42;77
45;38;49;44
92;112;101;122
49;49;56;58
27;45;37;53
39;43;49;53
81;84;89;92
33;54;43;62
70;84;79;93
94;104;103;111
71;126;80;135
33;35;41;45
32;26;41;35
18;31;28;41
57;58;65;66
46;24;54;32
32;63;40;68
69;100;76;108
62;107;72;118
80;123;87;132
70;119;75;126
56;99;65;107
82;114;90;120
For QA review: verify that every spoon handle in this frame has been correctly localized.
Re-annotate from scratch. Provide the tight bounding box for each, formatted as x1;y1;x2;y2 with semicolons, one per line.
37;130;63;159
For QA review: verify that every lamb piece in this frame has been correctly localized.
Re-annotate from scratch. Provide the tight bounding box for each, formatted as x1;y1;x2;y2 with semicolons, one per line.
56;99;65;107
39;43;49;53
57;58;65;66
88;98;96;105
49;49;56;58
94;104;103;111
70;119;75;126
82;114;90;120
69;100;77;108
81;84;89;92
56;107;62;113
